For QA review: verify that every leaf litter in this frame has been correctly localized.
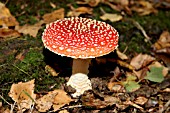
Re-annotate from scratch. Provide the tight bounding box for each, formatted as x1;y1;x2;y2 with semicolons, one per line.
0;0;170;113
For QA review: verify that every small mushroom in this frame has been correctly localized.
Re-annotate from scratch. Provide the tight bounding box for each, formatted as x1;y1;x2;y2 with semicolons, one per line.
42;17;119;97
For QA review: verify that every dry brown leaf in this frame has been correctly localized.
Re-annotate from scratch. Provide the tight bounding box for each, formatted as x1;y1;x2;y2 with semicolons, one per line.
45;65;59;76
36;90;73;112
0;28;20;38
117;60;135;71
53;89;73;111
1;108;10;113
108;82;125;92
131;1;158;16
43;8;64;24
77;0;100;7
15;20;44;37
100;13;123;22
81;91;120;109
0;2;19;26
154;31;170;50
103;1;121;12
134;96;148;105
36;91;57;112
133;68;148;80
67;6;93;17
59;110;69;113
8;79;36;111
130;54;155;70
116;49;128;60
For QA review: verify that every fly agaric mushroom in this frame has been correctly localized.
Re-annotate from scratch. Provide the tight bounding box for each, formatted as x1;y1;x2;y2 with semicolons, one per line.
42;17;119;97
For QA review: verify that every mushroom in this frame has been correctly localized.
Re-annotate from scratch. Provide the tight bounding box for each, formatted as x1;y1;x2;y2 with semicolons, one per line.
42;17;119;97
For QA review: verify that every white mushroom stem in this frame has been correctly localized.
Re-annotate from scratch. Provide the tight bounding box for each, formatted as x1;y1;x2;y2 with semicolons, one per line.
72;58;92;75
67;59;92;97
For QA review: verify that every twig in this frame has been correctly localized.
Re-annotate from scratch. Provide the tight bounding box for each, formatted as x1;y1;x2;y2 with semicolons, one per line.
124;18;152;44
0;94;15;113
47;105;83;113
132;20;151;43
0;94;11;106
158;99;170;113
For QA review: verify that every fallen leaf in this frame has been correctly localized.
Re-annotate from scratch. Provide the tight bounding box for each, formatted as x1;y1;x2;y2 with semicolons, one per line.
0;108;10;113
67;6;93;17
36;90;73;112
131;1;158;16
145;66;164;83
0;2;19;26
8;79;36;111
53;89;73;111
108;82;125;92
132;68;148;80
77;0;100;7
154;31;170;50
134;96;148;105
154;31;170;68
15;20;44;37
116;49;128;60
58;110;69;113
43;8;64;24
103;1;121;12
148;61;169;77
130;54;155;70
36;91;57;112
81;91;120;109
100;13;123;22
117;59;135;71
122;80;140;92
0;28;20;39
45;65;59;76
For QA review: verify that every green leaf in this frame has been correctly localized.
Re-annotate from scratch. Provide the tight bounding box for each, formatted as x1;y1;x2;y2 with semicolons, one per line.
145;66;164;83
122;81;140;92
127;75;137;81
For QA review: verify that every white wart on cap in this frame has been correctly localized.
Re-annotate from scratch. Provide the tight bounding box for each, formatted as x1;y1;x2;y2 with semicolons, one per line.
42;17;119;58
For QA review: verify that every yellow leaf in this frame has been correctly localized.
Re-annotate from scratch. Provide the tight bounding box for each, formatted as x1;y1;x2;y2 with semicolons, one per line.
53;90;73;111
134;96;148;105
116;49;128;60
45;65;59;76
36;91;57;112
130;53;155;70
154;31;170;50
67;7;93;17
36;90;73;112
43;8;64;24
100;13;123;22
131;1;158;16
0;2;19;26
8;79;36;111
0;28;20;39
15;20;44;37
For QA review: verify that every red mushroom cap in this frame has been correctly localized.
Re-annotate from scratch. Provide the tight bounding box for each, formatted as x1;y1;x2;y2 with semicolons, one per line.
42;17;119;58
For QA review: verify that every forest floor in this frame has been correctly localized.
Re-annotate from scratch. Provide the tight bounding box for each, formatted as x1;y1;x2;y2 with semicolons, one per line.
0;0;170;113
